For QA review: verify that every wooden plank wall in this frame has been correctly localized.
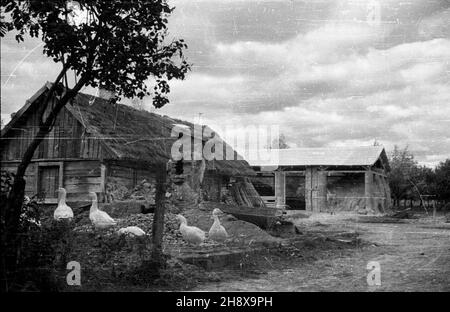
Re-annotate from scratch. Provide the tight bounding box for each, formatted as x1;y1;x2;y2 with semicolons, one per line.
64;160;102;202
1;102;103;161
106;163;157;190
1;160;102;202
107;164;135;189
105;162;158;202
274;171;286;209
305;167;313;211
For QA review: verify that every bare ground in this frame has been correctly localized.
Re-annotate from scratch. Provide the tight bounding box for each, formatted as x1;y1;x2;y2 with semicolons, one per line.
192;212;450;292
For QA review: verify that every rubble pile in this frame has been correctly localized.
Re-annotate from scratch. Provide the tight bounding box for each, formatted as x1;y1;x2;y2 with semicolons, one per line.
129;179;156;203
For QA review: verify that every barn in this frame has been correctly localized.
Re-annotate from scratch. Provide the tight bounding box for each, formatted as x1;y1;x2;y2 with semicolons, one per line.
249;147;392;214
0;83;254;206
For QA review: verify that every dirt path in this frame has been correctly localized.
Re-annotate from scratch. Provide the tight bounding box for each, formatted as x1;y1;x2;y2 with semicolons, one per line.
193;214;450;291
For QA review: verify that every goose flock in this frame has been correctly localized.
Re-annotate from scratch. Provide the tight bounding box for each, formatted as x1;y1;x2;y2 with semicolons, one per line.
52;188;145;236
51;188;230;245
176;208;228;245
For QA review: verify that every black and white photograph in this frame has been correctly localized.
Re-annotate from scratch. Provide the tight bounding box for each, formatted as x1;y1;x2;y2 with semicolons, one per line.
0;0;449;296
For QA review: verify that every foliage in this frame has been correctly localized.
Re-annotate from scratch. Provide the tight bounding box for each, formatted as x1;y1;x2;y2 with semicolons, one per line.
388;145;418;203
435;159;450;202
1;0;190;107
1;171;75;291
1;1;190;291
387;146;450;207
270;133;290;149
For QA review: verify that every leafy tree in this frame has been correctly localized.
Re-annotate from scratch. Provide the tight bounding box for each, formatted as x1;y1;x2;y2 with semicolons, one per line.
388;145;442;209
270;133;290;149
412;165;436;197
388;146;419;207
0;0;190;291
435;159;450;203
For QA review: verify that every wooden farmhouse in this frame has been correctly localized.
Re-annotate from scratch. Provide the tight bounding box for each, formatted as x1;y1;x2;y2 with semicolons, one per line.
249;147;392;213
1;83;255;205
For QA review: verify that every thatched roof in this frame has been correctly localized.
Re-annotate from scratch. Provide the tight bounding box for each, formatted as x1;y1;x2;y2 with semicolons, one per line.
2;83;254;176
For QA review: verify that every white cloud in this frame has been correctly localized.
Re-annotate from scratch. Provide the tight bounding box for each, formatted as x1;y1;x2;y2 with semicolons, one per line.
1;0;449;167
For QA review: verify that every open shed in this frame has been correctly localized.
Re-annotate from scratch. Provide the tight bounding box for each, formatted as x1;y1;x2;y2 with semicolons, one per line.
249;147;392;214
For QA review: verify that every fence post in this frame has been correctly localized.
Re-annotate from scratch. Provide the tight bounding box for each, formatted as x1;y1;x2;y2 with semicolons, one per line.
151;167;167;263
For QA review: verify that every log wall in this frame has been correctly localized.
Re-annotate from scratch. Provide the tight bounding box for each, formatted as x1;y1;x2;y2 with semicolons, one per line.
1;102;104;162
1;159;102;203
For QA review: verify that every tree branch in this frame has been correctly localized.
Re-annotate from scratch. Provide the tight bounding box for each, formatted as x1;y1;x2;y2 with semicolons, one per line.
38;62;71;126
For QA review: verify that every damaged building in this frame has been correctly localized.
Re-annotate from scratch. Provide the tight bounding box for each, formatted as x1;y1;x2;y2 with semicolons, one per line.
249;147;392;214
1;83;256;208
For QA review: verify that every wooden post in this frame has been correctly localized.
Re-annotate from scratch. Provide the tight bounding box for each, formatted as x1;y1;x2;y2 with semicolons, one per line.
383;176;392;210
99;163;106;203
274;170;286;209
151;167;167;263
365;170;373;211
310;167;321;212
305;167;312;211
317;170;327;212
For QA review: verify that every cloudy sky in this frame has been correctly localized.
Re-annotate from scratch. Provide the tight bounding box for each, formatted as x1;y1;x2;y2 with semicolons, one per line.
1;0;449;167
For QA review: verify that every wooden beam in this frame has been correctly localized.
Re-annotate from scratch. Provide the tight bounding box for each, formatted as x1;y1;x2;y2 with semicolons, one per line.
274;171;286;209
279;171;305;175
1;158;99;163
305;167;312;211
365;170;374;211
99;163;106;202
317;170;327;212
371;167;387;177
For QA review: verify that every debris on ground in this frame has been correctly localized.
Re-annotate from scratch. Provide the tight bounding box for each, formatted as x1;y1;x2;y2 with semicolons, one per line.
356;215;406;224
389;208;413;219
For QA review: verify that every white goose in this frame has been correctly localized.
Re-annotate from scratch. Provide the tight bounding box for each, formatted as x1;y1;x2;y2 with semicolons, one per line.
176;214;205;245
209;208;228;242
89;192;116;229
118;226;146;237
53;188;74;221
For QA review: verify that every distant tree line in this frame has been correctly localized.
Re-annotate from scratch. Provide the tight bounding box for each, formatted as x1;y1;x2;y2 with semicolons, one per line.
388;146;450;209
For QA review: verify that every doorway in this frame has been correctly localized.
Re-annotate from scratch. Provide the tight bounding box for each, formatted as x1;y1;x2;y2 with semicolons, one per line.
37;162;63;201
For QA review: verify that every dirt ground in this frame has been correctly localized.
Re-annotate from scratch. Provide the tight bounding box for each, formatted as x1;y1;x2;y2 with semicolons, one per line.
193;211;450;292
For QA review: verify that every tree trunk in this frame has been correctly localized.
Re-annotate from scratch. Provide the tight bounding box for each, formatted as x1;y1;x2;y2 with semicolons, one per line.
0;73;88;292
151;167;167;263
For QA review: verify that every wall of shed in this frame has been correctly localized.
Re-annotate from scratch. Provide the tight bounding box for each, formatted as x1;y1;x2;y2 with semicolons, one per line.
305;167;327;212
251;169;391;213
1;160;102;203
1;103;105;162
105;162;157;202
64;160;103;202
326;173;366;212
103;161;225;205
372;173;391;213
327;172;390;213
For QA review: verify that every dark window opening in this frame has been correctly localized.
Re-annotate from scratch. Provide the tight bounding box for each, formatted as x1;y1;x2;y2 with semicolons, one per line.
175;159;184;175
